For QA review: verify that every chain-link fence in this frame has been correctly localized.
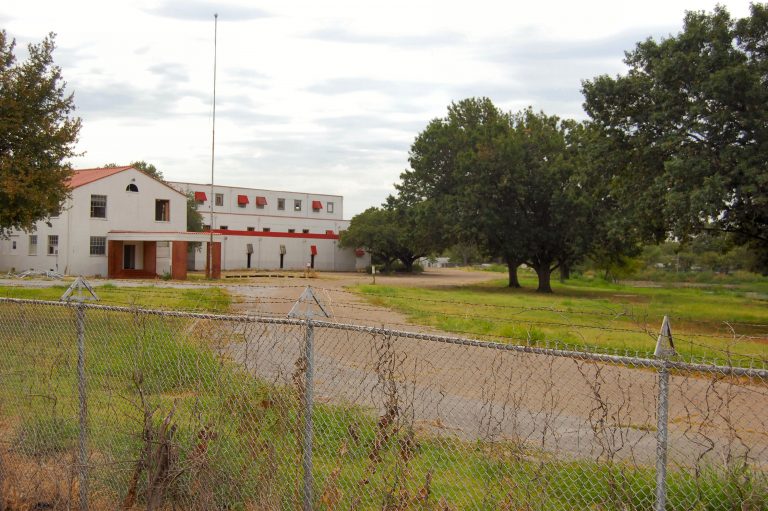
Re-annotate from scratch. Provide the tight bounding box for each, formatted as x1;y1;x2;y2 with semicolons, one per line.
0;296;766;510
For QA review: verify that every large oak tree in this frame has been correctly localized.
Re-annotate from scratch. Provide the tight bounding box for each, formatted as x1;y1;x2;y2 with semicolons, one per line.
0;31;81;236
582;4;768;272
401;99;601;292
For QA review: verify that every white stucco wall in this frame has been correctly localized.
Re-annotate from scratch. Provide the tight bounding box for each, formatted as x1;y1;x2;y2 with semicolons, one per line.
170;182;344;223
0;168;186;276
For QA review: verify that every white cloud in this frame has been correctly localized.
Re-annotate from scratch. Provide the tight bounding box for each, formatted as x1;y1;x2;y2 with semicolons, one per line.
1;0;753;216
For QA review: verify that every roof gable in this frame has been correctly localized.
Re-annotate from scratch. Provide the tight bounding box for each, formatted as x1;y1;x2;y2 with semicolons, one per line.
68;166;132;188
68;166;186;197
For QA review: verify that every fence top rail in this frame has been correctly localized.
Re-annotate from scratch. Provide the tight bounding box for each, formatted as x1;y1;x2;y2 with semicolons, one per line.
1;297;766;379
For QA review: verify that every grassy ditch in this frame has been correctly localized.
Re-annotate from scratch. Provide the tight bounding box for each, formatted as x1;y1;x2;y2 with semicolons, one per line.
0;299;765;509
350;276;768;365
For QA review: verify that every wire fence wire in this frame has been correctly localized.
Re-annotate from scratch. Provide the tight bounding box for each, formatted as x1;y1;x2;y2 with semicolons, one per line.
0;297;767;511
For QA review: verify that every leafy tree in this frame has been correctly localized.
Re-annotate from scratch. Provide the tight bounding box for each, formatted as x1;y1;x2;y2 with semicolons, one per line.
0;31;81;237
582;4;768;273
339;207;399;271
340;199;445;272
400;98;522;283
130;160;163;181
402;99;602;292
186;192;204;232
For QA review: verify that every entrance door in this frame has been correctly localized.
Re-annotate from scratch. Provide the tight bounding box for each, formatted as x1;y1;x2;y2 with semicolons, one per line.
123;244;136;269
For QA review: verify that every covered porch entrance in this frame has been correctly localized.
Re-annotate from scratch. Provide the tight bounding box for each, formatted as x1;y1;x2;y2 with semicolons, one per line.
106;231;222;280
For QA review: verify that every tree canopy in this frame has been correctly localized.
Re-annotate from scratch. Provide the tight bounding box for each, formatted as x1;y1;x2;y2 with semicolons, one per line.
399;99;603;292
0;31;81;236
340;198;445;272
582;4;768;272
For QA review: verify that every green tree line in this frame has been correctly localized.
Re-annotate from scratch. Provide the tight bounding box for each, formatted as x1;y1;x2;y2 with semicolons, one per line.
342;4;768;292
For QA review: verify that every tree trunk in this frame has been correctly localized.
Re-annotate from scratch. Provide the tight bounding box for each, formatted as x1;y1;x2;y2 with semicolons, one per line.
505;256;521;288
401;257;415;272
559;263;570;282
534;264;553;293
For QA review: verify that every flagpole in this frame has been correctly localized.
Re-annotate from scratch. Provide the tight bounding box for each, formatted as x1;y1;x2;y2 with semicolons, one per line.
208;13;218;278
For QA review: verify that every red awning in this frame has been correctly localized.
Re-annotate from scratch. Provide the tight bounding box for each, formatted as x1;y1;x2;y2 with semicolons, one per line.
194;191;207;201
255;196;267;206
237;195;249;205
310;245;318;256
311;200;323;210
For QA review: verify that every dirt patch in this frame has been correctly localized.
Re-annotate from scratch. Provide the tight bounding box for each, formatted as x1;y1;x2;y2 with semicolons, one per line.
226;268;501;330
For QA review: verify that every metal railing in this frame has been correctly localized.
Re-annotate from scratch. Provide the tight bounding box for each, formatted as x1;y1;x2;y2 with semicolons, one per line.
0;296;766;510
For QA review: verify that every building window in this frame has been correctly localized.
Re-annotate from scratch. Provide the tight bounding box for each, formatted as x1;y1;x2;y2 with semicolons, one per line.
48;235;59;255
247;226;255;231
327;202;334;213
29;235;37;255
302;229;310;234
90;236;106;256
277;198;286;210
220;225;228;230
215;193;224;206
202;224;210;231
294;200;302;212
288;229;295;233
262;228;270;232
90;194;107;218
12;240;17;250
155;199;170;221
126;183;139;192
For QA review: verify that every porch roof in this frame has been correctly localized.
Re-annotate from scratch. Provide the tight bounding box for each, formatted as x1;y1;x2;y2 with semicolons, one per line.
107;231;223;242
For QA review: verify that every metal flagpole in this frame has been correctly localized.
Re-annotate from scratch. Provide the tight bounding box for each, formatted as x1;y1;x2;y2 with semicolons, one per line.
208;13;218;278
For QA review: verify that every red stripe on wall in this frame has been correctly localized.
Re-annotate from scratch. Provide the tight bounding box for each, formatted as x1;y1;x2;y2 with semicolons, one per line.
212;229;339;240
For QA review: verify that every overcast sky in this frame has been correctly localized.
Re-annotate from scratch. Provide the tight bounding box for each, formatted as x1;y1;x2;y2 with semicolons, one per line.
2;0;752;217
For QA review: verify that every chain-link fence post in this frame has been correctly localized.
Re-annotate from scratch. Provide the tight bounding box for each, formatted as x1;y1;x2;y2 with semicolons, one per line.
302;317;314;511
76;301;89;511
289;287;329;511
61;277;98;511
654;316;675;511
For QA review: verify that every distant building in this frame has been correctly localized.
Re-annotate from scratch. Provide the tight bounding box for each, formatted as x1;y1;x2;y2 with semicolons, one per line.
0;167;368;278
169;181;365;272
419;257;455;269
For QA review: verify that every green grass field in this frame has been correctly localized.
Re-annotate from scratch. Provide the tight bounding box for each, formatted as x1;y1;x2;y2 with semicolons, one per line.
351;270;768;365
0;283;231;312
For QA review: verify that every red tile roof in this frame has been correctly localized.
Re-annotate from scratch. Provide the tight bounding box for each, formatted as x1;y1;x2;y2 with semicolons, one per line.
68;166;132;188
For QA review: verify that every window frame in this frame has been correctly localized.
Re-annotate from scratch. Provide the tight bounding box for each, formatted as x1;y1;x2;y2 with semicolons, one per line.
327;202;334;213
294;199;302;212
277;198;285;211
28;235;38;256
47;235;59;255
89;236;107;256
215;193;224;207
90;194;107;219
155;199;170;222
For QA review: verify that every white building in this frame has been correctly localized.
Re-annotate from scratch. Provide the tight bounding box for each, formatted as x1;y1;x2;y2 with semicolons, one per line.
169;181;365;272
0;166;367;278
